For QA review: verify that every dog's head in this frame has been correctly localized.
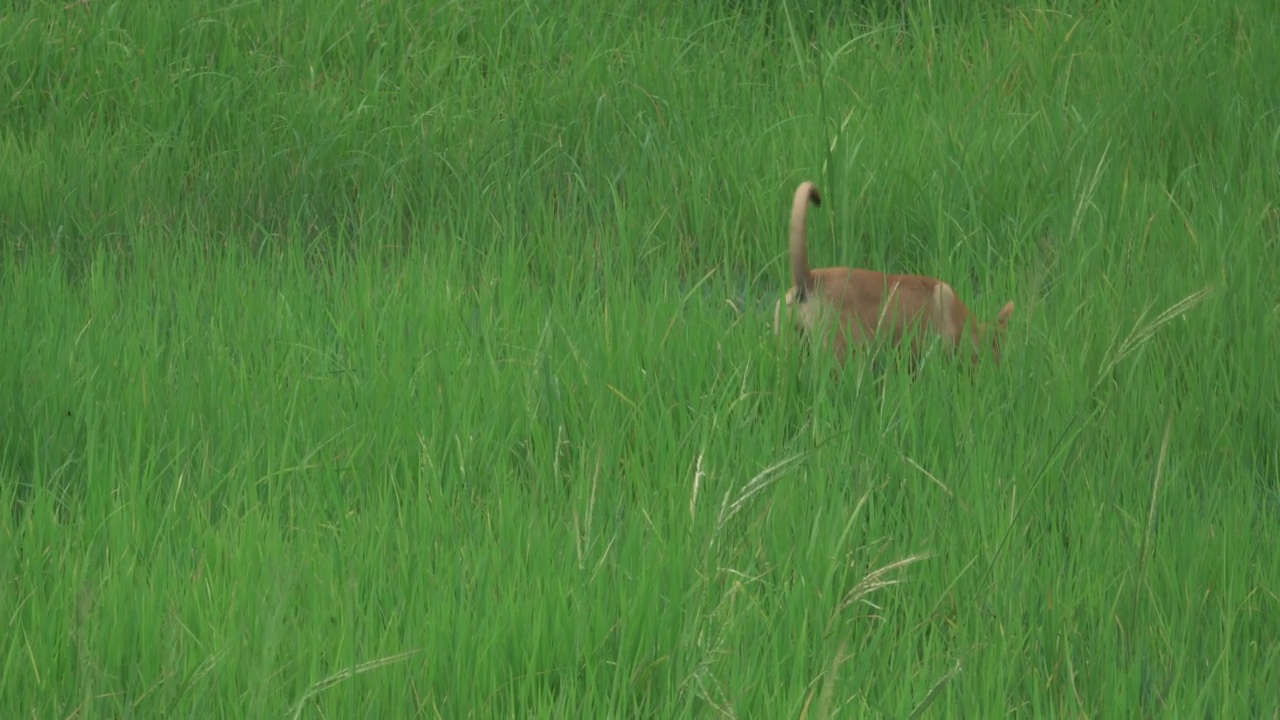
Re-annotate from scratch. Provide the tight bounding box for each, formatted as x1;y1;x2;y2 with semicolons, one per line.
968;301;1015;365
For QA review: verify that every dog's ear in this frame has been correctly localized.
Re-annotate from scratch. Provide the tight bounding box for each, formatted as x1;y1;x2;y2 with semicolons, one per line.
987;301;1014;365
996;301;1014;328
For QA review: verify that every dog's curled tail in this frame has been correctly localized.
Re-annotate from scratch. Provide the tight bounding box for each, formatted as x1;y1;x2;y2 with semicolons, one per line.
789;181;821;301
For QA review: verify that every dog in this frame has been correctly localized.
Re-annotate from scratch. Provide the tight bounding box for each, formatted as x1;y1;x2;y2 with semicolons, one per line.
773;181;1014;367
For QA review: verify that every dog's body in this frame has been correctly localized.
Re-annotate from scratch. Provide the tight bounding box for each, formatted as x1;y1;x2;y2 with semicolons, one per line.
774;181;1014;366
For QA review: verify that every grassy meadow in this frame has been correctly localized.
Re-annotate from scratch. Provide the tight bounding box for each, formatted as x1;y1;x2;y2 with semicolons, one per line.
2;0;1279;716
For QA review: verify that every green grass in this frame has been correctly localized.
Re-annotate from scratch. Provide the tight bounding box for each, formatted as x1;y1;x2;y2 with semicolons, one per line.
2;0;1278;716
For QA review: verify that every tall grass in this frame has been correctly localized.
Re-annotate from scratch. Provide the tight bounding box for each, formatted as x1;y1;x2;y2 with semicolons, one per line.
2;0;1277;716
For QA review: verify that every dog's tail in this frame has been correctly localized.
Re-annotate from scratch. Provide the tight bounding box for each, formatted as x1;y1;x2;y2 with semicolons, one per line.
789;181;821;301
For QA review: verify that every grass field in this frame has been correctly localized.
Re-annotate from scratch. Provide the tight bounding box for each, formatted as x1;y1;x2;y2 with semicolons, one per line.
2;0;1278;716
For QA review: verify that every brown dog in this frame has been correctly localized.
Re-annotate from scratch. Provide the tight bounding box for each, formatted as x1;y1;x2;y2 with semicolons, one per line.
774;181;1014;366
